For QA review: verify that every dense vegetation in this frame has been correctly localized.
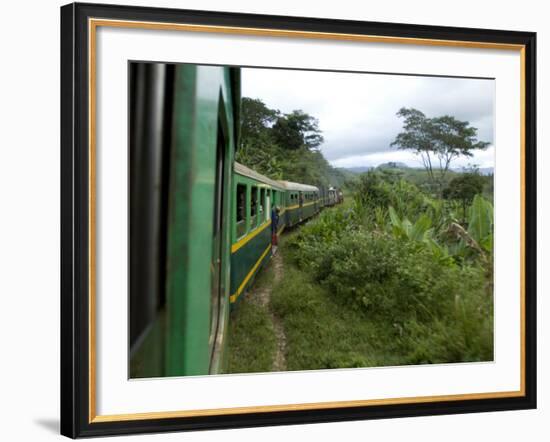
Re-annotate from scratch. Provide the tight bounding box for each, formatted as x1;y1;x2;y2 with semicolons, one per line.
236;97;352;188
227;102;494;372
286;171;493;365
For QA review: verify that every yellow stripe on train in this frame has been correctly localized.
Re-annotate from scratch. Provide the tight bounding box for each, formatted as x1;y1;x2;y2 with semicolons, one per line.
230;199;320;254
230;244;272;303
231;220;271;253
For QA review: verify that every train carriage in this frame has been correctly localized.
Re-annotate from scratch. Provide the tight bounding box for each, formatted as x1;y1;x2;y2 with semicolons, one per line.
129;63;240;378
279;181;320;227
230;163;286;304
129;62;335;380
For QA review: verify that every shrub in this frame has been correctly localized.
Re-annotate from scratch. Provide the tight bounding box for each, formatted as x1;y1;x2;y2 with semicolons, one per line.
286;206;356;269
322;231;483;322
286;173;494;365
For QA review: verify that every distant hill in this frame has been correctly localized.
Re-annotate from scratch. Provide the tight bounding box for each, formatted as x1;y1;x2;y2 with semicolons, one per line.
333;167;359;181
341;166;373;174
477;167;494;176
343;164;494;176
342;162;409;174
451;167;494;176
377;162;409;170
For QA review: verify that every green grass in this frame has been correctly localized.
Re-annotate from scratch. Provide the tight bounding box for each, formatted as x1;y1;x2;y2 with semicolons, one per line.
227;200;493;375
225;263;277;374
339;193;354;210
270;248;402;371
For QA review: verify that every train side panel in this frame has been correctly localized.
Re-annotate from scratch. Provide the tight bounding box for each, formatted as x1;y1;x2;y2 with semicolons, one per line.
130;64;239;378
230;170;285;304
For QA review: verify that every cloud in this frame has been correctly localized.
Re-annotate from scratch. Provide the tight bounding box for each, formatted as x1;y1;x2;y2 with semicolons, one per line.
331;145;495;169
242;67;494;168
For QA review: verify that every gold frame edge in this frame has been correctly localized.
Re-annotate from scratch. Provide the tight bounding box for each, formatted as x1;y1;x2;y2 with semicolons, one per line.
87;18;528;423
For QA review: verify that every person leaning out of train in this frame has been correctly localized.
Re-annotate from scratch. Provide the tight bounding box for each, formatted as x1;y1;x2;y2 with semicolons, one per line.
271;206;280;256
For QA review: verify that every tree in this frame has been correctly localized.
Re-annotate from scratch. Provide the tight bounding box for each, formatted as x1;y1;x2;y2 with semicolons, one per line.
237;98;282;178
442;171;485;223
391;107;489;194
235;97;341;188
272;110;324;151
240;97;279;147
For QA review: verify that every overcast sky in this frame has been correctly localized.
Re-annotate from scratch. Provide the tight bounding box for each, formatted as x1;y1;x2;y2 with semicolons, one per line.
241;67;495;169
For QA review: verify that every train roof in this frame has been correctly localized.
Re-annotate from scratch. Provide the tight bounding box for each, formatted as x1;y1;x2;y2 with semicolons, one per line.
233;163;319;192
277;180;319;192
234;162;285;189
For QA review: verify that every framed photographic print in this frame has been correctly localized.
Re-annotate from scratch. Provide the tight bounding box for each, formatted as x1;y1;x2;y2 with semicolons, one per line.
60;2;537;438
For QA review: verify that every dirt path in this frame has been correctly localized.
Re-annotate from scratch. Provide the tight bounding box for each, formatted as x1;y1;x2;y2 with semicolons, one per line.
248;251;287;372
270;253;286;372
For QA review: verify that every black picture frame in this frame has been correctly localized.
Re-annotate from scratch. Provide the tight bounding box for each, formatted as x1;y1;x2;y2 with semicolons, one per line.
61;2;537;438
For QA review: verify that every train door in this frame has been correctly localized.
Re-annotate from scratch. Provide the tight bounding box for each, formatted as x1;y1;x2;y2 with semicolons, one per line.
210;122;225;361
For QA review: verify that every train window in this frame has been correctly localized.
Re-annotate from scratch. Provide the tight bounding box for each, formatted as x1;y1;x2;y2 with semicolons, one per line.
250;186;258;228
259;188;265;222
236;183;246;238
129;62;173;365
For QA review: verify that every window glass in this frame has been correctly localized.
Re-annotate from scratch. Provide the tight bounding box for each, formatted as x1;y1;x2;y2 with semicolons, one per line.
236;183;246;238
265;189;270;222
259;188;265;221
250;186;258;228
129;63;172;354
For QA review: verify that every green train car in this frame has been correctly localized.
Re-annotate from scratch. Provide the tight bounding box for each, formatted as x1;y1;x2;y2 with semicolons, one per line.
130;62;240;378
230;163;286;304
279;180;321;227
130;62;332;379
229;166;323;304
